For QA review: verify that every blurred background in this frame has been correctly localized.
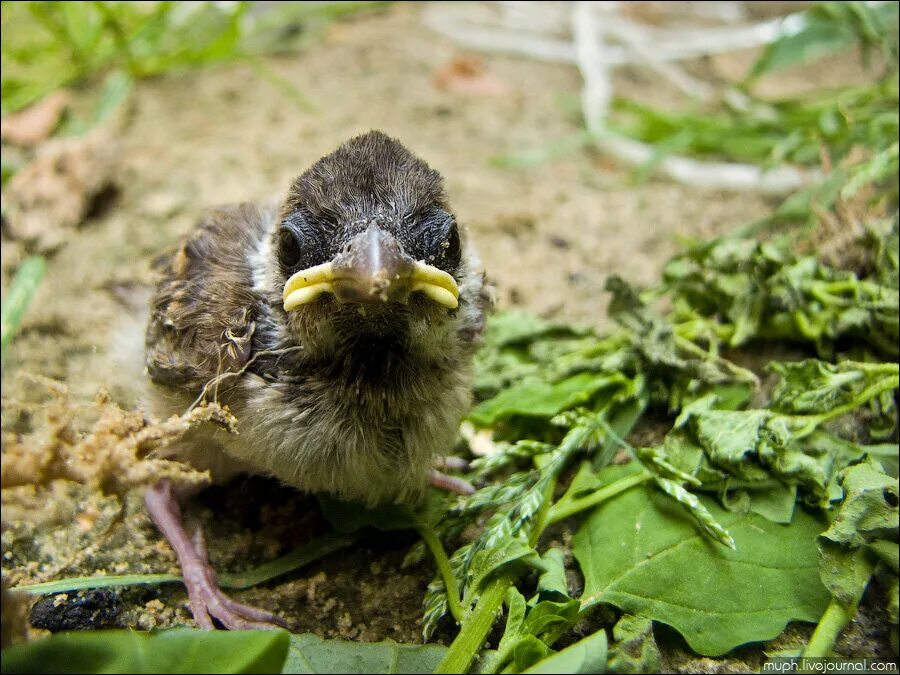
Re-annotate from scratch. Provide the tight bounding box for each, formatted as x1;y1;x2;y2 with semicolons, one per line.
1;1;898;655
2;2;897;374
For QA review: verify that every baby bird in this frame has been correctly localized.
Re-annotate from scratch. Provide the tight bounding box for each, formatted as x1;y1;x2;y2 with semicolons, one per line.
143;131;489;629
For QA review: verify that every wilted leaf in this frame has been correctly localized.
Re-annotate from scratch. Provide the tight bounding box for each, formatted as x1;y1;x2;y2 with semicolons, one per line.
573;481;830;655
821;460;899;548
0;628;289;674
818;459;899;608
606;615;660;674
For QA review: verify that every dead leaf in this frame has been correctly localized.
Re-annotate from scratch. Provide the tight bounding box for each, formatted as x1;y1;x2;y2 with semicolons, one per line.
0;91;70;146
433;55;512;97
0;129;118;253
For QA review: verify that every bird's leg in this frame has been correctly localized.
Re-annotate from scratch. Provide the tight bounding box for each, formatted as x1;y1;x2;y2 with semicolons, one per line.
144;479;288;631
431;470;475;495
434;455;470;472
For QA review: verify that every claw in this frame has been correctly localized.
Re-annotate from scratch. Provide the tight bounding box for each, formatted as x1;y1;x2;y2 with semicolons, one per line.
145;480;289;631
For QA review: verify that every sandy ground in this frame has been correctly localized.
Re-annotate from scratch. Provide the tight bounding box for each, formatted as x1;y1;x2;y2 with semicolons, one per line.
1;1;889;667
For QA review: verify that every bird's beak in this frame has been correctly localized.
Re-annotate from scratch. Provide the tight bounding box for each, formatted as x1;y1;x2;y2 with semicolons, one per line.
282;224;459;311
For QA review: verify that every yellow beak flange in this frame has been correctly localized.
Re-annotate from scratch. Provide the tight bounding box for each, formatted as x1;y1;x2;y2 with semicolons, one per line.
283;261;459;312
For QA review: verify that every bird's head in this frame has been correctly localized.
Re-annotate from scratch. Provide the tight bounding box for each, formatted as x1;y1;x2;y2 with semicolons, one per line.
267;131;483;364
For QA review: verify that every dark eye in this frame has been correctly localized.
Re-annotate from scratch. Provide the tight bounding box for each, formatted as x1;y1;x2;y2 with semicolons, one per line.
278;228;303;269
278;210;326;272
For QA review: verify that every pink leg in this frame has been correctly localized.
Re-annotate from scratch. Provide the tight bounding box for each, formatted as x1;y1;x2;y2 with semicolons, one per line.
431;470;475;495
434;456;470;472
145;480;288;630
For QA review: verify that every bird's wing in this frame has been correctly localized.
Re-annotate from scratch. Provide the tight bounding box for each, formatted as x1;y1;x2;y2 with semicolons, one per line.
146;203;272;392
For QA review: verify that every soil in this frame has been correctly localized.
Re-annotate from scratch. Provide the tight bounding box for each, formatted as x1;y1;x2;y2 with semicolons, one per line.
0;2;890;671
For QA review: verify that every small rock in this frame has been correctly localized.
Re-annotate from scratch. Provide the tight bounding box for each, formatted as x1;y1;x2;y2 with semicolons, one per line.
30;588;122;632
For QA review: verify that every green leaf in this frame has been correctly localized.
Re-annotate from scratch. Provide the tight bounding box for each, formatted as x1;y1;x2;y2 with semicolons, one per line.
573;481;830;655
468;372;625;426
282;634;447;674
821;460;899;548
726;482;798;524
533;548;569;597
691;410;770;479
750;2;900;78
606;615;660;674
522;629;608;674
465;538;539;606
768;360;897;416
751;10;858;78
1;256;47;359
0;628;289;674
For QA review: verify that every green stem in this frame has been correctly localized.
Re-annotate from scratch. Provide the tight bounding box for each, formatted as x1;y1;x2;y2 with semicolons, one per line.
434;576;511;675
546;470;652;525
419;527;464;623
802;597;855;659
435;414;646;673
791;375;900;437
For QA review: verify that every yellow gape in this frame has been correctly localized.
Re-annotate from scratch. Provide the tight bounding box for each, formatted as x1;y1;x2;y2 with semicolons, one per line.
283;261;459;311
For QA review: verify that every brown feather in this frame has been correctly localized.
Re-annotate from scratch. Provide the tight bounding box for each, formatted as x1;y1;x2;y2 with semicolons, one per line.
146;203;271;390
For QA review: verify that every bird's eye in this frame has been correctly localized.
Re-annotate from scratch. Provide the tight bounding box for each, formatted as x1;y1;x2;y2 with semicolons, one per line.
278;228;304;269
278;210;328;272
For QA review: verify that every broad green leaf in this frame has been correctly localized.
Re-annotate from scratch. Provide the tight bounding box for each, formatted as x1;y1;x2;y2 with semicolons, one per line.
0;628;289;674
726;482;797;524
282;634;447;674
573;481;830;655
468;373;624;426
512;636;553;672
522;629;608;674
482;311;583;348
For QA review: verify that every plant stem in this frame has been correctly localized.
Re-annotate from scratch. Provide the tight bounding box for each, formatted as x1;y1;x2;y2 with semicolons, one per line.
434;576;511;674
791;374;900;437
419;526;465;623
546;470;652;525
802;598;854;659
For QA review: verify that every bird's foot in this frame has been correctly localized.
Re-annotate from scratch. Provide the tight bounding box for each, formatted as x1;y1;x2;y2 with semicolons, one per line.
431;469;475;495
145;480;288;631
